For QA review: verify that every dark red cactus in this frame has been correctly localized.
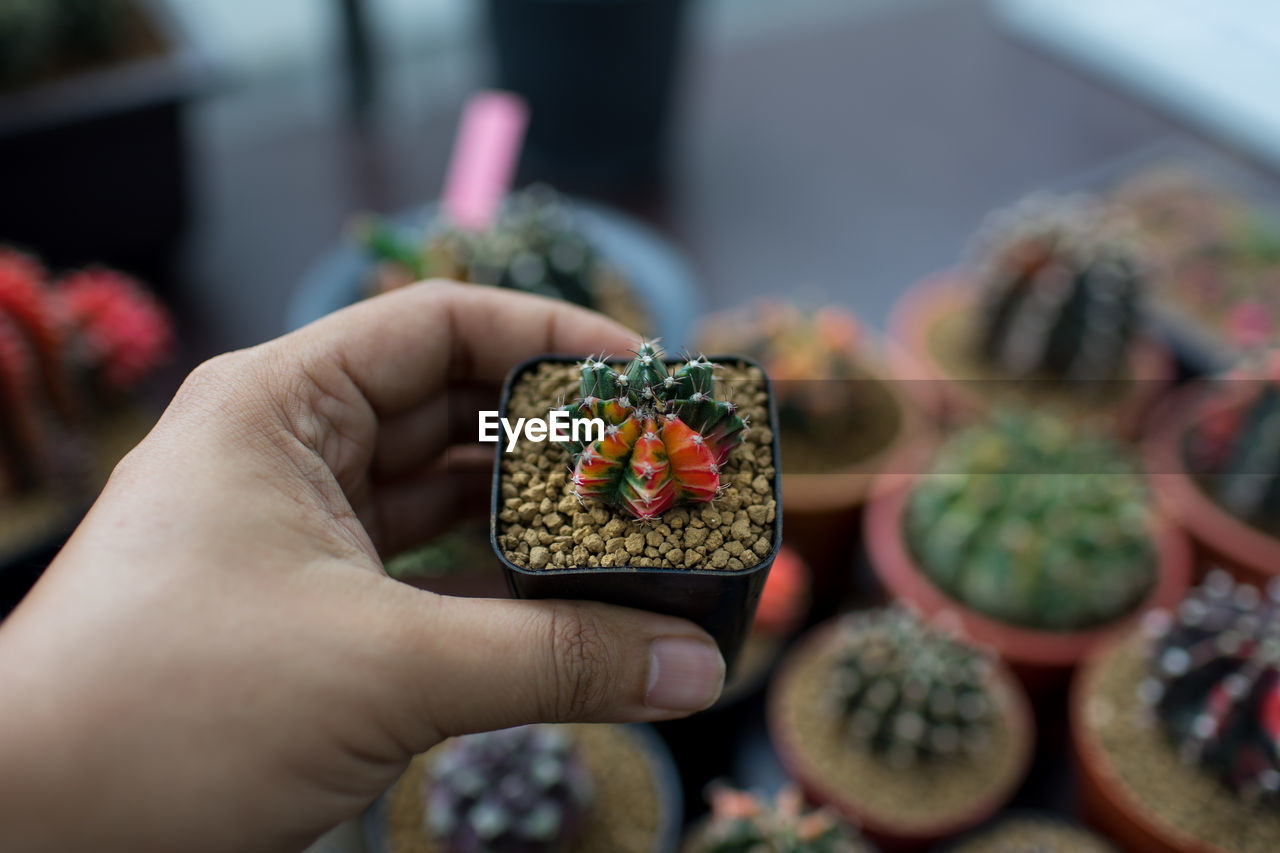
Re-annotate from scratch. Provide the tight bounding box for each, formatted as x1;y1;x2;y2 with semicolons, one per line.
559;342;748;521
0;312;48;492
57;267;173;393
0;247;75;418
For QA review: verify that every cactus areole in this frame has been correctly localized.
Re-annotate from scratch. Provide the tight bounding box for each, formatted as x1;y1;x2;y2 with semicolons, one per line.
557;342;748;521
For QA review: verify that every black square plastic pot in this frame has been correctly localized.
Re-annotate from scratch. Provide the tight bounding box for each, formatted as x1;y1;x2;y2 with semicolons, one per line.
489;355;783;673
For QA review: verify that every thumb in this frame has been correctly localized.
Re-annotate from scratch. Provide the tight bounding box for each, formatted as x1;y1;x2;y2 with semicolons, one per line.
388;589;726;740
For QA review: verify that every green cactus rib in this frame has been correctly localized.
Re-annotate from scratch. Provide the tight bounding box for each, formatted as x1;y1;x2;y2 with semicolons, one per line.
1139;570;1280;806
557;341;748;521
905;412;1155;631
424;725;594;853
973;195;1144;383
825;607;997;769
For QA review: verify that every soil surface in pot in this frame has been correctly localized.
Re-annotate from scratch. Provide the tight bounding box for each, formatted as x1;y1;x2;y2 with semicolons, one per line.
496;361;776;570
1083;636;1280;853
925;297;1145;415
774;632;1025;831
949;816;1116;852
778;370;902;476
0;406;152;560
382;724;662;853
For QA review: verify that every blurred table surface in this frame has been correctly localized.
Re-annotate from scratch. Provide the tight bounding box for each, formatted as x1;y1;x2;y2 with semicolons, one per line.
175;0;1280;367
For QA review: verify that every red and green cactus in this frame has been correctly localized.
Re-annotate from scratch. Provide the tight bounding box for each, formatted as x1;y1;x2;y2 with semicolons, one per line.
558;342;748;521
56;267;173;394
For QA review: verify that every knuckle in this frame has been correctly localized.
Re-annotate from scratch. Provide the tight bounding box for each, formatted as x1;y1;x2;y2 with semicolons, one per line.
545;603;617;720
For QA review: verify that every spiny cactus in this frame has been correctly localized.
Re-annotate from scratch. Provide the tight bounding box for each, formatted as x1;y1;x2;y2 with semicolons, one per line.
972;194;1145;383
1185;351;1280;533
905;412;1156;631
358;184;604;308
825;607;997;769
698;301;865;434
556;341;748;521
0;248;171;499
423;725;594;853
1138;570;1280;805
693;785;869;853
57;267;173;394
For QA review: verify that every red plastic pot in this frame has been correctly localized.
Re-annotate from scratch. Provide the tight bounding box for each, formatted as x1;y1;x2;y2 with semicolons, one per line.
887;272;1172;438
1145;383;1280;589
767;617;1034;851
1070;638;1230;853
863;456;1193;694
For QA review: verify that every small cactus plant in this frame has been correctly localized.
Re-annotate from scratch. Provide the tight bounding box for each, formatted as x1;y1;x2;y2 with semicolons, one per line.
905;412;1156;631
825;607;997;769
697;301;866;434
358;184;607;309
1185;351;1280;534
423;725;594;853
971;194;1145;383
1138;570;1280;805
692;785;870;853
0;247;171;499
557;341;748;521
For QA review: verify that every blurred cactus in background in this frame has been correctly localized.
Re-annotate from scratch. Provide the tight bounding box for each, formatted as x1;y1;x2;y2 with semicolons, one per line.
1139;570;1280;805
0;0;129;86
357;184;630;313
825;607;997;769
1186;351;1280;535
906;412;1155;630
698;301;866;438
692;785;870;853
423;725;594;853
972;194;1145;383
0;247;171;499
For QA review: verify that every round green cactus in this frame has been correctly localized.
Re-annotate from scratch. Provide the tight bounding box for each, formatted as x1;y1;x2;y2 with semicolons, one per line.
825;607;998;769
423;725;594;853
905;412;1156;630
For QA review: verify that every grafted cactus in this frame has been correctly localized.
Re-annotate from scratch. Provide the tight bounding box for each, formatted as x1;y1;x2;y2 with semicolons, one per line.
1186;351;1280;532
558;341;748;521
423;725;594;853
905;412;1156;630
1139;570;1280;805
825;607;997;769
693;785;869;853
972;195;1145;383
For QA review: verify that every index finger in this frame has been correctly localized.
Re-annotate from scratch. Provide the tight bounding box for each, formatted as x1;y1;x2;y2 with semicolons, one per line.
286;281;641;417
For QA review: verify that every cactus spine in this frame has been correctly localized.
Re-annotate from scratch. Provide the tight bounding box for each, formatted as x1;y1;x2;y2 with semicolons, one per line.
825;608;997;769
1139;570;1280;805
423;726;594;853
973;195;1144;383
905;412;1155;631
694;785;869;853
558;341;748;521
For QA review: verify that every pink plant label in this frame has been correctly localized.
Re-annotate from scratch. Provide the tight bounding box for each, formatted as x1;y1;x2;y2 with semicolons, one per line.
441;90;529;231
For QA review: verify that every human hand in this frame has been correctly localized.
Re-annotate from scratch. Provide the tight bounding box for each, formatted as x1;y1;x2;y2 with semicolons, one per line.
0;282;725;852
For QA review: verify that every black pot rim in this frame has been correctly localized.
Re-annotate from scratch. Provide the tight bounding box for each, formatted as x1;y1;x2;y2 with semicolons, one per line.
489;353;783;579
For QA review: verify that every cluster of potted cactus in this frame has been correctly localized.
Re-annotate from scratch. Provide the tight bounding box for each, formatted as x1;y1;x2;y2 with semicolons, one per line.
0;247;171;563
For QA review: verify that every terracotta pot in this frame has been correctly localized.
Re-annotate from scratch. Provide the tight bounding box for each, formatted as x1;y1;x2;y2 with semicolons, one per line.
767;617;1034;851
1145;383;1280;589
863;458;1193;694
887;272;1173;438
1070;640;1230;853
781;361;928;609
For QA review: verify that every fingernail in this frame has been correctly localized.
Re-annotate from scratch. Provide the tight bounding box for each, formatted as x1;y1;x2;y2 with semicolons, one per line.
645;637;725;712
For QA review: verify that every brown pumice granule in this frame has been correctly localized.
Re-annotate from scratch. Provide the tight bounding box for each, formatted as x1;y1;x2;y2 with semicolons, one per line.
496;361;776;571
